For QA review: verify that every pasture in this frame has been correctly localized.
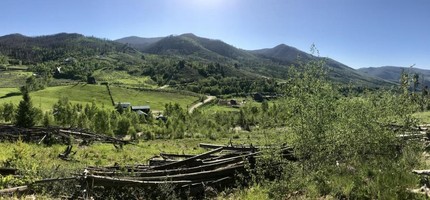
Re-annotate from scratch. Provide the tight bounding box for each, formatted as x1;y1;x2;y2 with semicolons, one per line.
0;84;199;111
92;70;157;87
0;70;32;88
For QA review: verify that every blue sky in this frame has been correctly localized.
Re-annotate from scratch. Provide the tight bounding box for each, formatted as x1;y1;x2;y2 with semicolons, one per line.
1;0;429;69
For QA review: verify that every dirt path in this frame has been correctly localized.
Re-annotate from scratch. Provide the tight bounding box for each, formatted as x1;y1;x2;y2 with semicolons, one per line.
188;96;216;113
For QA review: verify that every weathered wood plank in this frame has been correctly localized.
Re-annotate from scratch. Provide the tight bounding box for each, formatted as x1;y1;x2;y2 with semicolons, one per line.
152;147;224;170
87;175;193;187
128;163;244;181
0;186;28;194
413;170;430;175
91;157;244;177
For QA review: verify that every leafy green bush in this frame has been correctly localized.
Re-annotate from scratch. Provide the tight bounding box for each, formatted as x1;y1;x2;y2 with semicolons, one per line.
238;54;424;199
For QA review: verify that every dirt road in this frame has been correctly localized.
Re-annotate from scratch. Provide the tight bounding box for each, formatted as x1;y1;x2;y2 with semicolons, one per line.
188;96;216;113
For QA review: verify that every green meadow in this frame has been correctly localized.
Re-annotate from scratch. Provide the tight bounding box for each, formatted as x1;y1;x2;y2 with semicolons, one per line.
0;84;199;111
0;70;32;88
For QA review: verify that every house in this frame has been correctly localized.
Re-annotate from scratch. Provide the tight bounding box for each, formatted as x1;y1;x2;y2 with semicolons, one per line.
117;102;131;110
131;105;151;114
253;93;279;102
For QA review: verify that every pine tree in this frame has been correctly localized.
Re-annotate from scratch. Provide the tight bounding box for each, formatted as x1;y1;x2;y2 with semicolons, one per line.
15;87;36;128
2;102;15;122
42;111;53;127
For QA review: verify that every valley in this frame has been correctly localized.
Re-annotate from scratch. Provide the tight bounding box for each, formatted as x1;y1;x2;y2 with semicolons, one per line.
0;32;429;199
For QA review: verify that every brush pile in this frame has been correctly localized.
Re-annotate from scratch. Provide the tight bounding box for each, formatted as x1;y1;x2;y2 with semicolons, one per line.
78;143;295;198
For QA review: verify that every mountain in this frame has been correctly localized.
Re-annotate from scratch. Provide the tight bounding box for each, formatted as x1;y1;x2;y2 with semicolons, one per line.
116;33;256;62
115;36;163;51
250;44;391;87
251;44;312;64
359;66;430;86
0;32;392;88
117;33;390;87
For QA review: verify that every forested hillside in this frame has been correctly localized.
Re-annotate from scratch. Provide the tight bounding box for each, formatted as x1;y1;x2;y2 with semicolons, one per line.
0;33;392;96
117;33;392;87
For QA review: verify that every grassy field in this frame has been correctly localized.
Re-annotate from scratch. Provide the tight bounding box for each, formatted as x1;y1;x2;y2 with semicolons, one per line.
0;84;113;111
109;86;199;111
0;87;20;97
0;70;32;88
0;84;199;111
93;70;157;88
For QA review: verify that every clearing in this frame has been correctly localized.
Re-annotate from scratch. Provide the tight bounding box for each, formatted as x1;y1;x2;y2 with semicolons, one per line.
0;84;199;111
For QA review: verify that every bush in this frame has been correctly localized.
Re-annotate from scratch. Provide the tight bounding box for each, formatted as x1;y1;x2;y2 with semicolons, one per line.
238;55;423;199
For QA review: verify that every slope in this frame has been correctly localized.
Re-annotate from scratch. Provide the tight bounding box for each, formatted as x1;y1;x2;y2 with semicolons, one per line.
115;36;163;51
359;66;430;86
250;44;392;87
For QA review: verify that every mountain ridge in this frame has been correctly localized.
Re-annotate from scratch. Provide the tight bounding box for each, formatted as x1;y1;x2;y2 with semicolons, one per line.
358;66;430;86
0;32;392;87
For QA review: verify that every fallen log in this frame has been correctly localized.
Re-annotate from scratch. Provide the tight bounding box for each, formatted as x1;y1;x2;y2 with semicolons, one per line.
199;143;294;152
397;132;428;140
91;156;244;177
86;175;193;187
160;153;217;159
203;152;259;164
199;143;257;151
128;163;244;182
152;147;224;170
149;157;177;166
0;177;75;195
0;186;28;194
413;170;430;175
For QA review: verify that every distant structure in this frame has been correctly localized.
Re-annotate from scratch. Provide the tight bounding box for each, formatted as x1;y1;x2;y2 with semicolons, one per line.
115;102;151;115
253;93;279;102
131;105;151;115
117;102;131;110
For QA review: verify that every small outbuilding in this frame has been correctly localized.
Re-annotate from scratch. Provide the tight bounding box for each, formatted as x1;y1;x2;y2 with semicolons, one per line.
117;102;131;109
131;105;151;114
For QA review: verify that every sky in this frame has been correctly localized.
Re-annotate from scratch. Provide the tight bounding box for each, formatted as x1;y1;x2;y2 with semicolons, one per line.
0;0;429;69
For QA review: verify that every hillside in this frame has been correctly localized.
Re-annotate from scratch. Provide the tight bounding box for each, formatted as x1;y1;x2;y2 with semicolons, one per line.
0;32;393;91
250;44;391;86
358;66;430;86
118;33;391;87
115;36;163;51
251;44;312;64
0;33;129;65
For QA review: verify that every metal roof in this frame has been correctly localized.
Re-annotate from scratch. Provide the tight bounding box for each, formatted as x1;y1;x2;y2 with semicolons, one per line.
131;105;150;110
